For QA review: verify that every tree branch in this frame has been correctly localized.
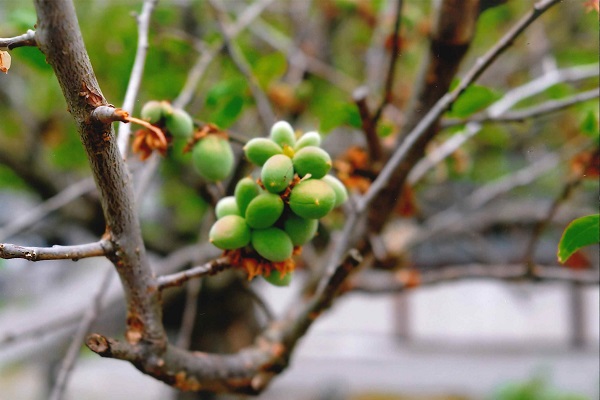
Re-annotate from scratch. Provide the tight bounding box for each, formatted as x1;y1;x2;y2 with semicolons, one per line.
350;263;600;294
157;256;232;290
372;0;404;123
444;88;599;127
117;0;159;156
0;178;96;242
209;0;276;130
173;0;274;108
0;30;37;50
410;63;599;183
86;250;362;394
33;0;166;345
0;239;112;262
49;268;114;400
327;0;562;271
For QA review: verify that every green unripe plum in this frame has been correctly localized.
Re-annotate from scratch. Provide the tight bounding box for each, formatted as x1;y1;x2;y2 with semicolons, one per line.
262;270;293;287
244;138;283;166
269;121;296;149
292;146;332;179
261;154;294;193
284;214;318;246
215;196;240;219
165;108;194;138
289;179;336;219
209;215;251;250
251;227;293;262
245;193;284;229
294;131;321;151
192;135;234;182
141;100;168;124
235;177;260;217
322;175;348;207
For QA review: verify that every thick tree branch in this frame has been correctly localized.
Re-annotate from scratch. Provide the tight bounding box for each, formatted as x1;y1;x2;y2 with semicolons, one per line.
86;250;362;394
0;30;37;50
33;0;166;345
326;0;562;271
363;0;561;212
0;240;112;261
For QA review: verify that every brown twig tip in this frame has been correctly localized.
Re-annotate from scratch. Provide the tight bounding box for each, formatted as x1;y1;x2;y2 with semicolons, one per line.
91;105;130;124
86;333;110;354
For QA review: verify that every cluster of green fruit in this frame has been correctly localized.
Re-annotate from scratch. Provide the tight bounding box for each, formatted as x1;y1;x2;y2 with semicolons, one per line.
208;121;348;285
140;101;234;182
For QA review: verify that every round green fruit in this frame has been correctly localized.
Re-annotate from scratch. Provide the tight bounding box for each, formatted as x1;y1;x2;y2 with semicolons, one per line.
209;215;251;250
165;108;194;138
244;138;283;166
292;146;332;179
234;177;260;217
251;227;293;262
262;270;293;287
289;179;336;219
261;154;294;193
215;196;240;219
141;100;167;124
294;131;321;151
269;121;296;149
322;175;348;207
192;135;234;182
284;214;318;246
245;193;284;229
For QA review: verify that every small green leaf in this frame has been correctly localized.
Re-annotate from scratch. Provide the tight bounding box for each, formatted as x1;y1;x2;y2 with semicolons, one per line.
557;214;600;263
254;52;287;89
580;110;599;138
447;84;501;118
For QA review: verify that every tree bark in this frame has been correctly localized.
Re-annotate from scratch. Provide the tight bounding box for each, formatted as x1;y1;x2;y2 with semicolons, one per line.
33;0;167;347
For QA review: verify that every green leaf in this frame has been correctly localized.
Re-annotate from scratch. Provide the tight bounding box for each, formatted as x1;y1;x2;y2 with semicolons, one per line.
253;52;287;89
580;110;599;138
557;214;600;263
212;96;245;129
447;84;501;118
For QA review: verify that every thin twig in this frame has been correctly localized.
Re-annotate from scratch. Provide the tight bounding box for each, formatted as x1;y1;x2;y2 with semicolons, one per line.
0;313;80;347
157;256;232;290
327;0;562;271
48;268;114;400
175;279;203;350
209;0;276;130
402;140;587;250
249;20;358;93
0;239;112;262
353;86;383;163
0;30;37;50
372;0;404;123
522;149;596;271
444;88;599;127
350;263;600;294
0;178;96;242
117;0;159;156
173;0;275;109
410;65;599;183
